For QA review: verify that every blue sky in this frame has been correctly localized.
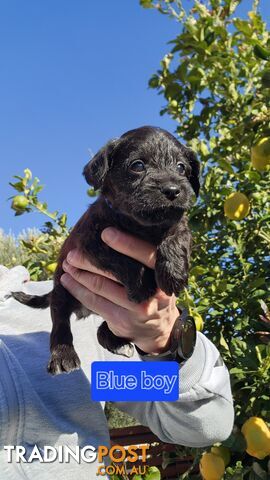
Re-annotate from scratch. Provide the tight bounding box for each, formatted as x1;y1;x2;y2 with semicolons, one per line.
1;0;269;235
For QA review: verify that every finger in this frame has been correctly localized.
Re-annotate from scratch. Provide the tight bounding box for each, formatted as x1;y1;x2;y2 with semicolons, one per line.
155;288;174;309
101;228;156;269
65;249;120;283
60;273;127;323
62;261;163;317
62;261;141;311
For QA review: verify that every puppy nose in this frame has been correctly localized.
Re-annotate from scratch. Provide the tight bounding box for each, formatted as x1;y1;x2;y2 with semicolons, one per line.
161;185;180;200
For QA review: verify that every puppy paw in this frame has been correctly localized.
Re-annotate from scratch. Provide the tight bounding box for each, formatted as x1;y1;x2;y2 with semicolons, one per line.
97;321;134;357
75;305;93;319
47;345;81;375
111;343;134;357
155;264;188;296
127;285;157;304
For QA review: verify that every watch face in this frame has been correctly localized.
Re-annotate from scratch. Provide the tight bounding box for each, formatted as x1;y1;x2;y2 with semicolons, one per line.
179;314;196;359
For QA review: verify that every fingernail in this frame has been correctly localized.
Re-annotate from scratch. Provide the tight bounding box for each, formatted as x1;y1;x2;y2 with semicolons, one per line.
62;260;70;272
101;228;119;244
60;273;69;285
67;250;75;263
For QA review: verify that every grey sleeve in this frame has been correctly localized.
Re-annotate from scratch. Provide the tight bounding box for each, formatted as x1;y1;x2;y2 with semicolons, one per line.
113;332;234;447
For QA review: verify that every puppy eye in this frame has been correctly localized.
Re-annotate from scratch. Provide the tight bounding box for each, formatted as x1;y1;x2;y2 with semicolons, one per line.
177;162;186;174
129;160;146;173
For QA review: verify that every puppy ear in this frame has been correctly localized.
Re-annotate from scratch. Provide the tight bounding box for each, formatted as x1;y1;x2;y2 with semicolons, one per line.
185;147;200;197
83;139;118;189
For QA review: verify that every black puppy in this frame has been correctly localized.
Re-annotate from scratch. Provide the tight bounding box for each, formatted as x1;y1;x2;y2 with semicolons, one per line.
12;126;200;375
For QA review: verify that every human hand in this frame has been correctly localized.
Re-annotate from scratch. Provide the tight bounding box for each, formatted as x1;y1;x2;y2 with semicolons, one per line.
60;227;179;354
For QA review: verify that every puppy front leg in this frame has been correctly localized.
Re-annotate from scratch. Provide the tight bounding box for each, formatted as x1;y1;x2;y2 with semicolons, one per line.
155;223;192;296
96;251;157;356
47;284;81;375
101;250;157;304
97;321;134;357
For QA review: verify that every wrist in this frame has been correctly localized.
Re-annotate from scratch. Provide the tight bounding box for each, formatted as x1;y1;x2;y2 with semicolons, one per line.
135;307;197;363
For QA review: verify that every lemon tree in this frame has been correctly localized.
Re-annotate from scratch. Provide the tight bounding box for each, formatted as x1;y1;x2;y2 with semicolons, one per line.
8;169;69;280
140;0;270;478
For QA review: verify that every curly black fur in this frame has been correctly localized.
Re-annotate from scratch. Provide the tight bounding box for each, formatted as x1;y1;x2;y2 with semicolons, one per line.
12;126;200;375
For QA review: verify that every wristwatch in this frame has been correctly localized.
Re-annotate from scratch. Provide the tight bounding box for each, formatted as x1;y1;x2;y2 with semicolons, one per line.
135;306;196;364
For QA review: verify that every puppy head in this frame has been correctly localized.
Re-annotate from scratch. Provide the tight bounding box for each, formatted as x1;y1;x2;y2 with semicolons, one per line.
83;126;200;225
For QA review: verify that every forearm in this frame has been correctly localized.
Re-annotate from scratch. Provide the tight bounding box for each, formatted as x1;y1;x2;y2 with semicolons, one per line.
113;333;234;447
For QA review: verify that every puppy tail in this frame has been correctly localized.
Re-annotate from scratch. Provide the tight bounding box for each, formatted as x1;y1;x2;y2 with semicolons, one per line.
9;291;51;309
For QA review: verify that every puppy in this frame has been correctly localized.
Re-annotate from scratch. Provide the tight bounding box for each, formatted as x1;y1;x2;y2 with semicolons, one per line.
12;126;200;375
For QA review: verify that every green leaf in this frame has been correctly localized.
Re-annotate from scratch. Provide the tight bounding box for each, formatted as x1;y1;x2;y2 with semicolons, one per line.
58;213;67;227
251;289;266;299
149;74;160;88
205;31;215;45
13;175;23;181
217;158;234;174
253;43;270;60
220;331;230;351
34;186;44;194
249;278;266;289
140;0;153;8
250;463;268;480
200;141;209;156
234;19;253;36
222;430;247;452
228;83;238;101
9;182;25;192
230;367;245;375
261;69;270;88
190;266;206;276
24;168;32;181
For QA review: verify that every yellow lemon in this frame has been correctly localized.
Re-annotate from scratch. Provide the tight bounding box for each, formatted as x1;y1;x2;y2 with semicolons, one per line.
11;195;29;212
211;446;231;467
251;137;270;171
45;262;58;273
241;417;270;460
224;192;250;220
199;452;225;480
170;99;178;108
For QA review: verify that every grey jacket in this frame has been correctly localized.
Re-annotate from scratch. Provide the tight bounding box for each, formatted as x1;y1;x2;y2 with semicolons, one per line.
0;267;234;479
